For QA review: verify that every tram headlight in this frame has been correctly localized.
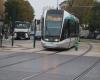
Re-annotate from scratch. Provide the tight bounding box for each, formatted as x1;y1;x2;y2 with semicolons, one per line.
45;39;49;41
54;39;59;42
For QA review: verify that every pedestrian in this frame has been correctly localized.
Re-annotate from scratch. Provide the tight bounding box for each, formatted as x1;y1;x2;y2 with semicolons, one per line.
75;37;79;51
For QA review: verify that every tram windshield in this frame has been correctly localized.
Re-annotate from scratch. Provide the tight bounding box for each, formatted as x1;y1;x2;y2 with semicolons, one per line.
44;10;63;41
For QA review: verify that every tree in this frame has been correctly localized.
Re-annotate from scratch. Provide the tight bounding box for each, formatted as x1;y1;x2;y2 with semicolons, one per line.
16;0;34;22
5;0;34;23
63;0;100;38
89;1;100;32
0;0;5;18
65;0;94;24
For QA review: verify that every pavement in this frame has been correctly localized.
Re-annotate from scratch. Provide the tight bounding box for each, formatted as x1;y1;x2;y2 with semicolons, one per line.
0;39;100;57
0;40;99;54
0;40;100;80
0;40;43;53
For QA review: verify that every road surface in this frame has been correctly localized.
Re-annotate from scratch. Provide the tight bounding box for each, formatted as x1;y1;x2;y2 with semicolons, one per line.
0;39;100;80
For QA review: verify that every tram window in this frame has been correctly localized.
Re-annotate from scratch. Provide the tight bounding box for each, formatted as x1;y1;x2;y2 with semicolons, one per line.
69;20;76;37
63;20;68;38
41;18;44;28
61;19;69;40
67;19;70;37
75;22;79;37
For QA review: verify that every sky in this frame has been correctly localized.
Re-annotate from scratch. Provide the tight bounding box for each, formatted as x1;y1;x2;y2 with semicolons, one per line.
28;0;64;19
28;0;100;19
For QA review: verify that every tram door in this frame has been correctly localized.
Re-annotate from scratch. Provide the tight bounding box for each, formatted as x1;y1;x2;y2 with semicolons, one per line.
69;20;78;47
61;19;70;48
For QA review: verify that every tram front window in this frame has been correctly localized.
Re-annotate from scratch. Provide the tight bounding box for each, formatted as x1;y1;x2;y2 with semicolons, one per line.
43;9;63;42
44;20;62;42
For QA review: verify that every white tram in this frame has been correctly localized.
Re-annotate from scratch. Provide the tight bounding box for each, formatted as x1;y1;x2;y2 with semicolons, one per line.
41;9;79;49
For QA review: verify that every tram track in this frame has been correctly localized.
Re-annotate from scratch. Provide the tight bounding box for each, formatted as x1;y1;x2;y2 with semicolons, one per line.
0;49;45;60
0;49;64;69
72;58;100;80
22;43;93;80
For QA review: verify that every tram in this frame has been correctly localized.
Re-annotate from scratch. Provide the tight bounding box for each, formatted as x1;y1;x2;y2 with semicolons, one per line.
41;9;79;49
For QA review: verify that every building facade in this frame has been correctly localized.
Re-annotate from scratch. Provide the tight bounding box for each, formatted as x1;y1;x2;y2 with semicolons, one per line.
59;1;69;9
59;0;95;10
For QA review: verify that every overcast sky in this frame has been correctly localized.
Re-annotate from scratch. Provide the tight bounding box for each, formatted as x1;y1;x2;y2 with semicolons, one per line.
28;0;100;19
28;0;64;19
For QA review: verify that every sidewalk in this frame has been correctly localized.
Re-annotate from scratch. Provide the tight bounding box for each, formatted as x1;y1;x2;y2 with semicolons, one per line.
85;43;100;57
0;40;43;52
0;40;100;57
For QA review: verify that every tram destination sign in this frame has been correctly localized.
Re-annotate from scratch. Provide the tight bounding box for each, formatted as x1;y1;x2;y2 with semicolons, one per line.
47;15;62;21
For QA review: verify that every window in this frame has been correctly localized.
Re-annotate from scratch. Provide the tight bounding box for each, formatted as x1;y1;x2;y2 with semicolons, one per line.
61;19;70;41
69;20;76;37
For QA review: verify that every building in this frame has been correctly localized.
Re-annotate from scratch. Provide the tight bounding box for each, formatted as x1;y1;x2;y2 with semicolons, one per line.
59;0;95;19
59;0;69;10
59;0;96;10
